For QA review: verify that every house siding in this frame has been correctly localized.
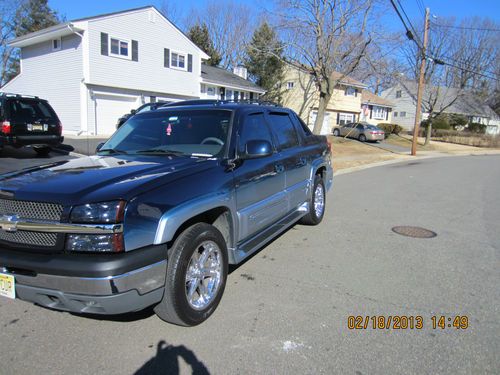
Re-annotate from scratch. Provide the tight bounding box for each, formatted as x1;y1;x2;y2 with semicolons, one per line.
381;86;419;130
282;68;363;134
87;9;200;98
2;34;83;133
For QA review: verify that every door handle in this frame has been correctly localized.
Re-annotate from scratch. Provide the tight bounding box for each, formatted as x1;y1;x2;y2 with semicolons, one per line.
274;164;285;174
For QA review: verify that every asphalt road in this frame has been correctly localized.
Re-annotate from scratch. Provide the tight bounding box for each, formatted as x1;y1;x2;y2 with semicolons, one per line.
0;146;75;174
1;154;499;374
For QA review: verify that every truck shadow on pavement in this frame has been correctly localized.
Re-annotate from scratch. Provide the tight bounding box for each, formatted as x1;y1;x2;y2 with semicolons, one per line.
134;340;210;375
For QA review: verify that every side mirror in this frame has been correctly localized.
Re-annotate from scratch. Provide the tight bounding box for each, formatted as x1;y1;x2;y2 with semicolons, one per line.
95;142;105;153
130;109;137;115
242;140;273;159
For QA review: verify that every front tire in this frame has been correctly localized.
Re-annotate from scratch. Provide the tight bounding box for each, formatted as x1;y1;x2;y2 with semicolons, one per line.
333;129;340;136
154;223;228;326
299;174;326;225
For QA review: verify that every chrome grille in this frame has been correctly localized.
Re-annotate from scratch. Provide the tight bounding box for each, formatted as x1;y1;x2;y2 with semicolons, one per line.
0;199;63;221
0;230;58;246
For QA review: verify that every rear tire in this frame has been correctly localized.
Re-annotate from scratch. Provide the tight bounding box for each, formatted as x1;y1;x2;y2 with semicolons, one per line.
154;223;228;326
299;174;326;225
358;134;366;142
34;146;51;157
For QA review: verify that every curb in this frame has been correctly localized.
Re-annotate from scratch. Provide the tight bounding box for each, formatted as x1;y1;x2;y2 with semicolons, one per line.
334;151;500;176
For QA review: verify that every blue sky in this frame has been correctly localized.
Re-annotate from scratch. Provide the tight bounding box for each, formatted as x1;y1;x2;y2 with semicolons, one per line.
48;0;499;31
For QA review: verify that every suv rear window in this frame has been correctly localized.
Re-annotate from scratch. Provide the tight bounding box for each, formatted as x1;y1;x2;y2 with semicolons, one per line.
8;99;58;123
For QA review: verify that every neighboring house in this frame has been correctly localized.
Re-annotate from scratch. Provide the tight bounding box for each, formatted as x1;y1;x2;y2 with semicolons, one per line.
360;90;394;125
281;66;368;135
382;82;500;135
200;65;265;101
2;6;258;136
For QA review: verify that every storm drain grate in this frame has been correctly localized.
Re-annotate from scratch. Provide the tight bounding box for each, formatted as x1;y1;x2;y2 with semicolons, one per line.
392;226;437;239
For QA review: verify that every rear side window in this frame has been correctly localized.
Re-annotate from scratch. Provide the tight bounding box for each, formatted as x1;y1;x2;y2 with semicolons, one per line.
8;99;58;123
268;112;299;150
238;113;273;154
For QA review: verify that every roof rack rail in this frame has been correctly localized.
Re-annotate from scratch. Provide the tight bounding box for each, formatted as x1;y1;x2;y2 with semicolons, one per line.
0;92;40;99
162;99;282;108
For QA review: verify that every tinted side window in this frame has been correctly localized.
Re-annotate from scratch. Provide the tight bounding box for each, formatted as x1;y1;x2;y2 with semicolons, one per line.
238;113;273;154
268;112;299;150
356;124;364;130
295;114;312;136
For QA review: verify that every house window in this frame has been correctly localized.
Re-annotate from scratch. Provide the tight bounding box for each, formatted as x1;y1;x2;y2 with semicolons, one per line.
226;90;233;100
400;111;406;117
206;86;216;96
110;37;130;59
338;113;355;125
150;96;156;103
372;106;387;120
394;112;398;117
345;87;357;96
171;51;187;70
52;38;61;51
396;90;402;98
200;84;206;94
287;81;294;89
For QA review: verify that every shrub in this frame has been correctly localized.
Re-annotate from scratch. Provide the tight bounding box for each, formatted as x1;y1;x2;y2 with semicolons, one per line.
448;113;468;128
467;122;487;134
421;115;451;130
377;123;404;138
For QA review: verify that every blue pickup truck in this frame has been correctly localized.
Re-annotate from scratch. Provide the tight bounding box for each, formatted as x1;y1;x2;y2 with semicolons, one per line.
0;101;333;326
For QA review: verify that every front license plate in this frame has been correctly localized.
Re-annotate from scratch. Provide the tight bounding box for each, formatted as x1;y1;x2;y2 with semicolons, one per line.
0;272;15;299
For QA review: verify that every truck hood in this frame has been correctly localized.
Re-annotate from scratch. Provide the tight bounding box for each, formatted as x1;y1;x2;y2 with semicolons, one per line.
0;155;218;204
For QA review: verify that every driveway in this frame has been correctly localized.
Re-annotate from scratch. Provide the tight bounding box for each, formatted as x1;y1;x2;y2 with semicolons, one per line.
0;147;76;175
0;155;499;374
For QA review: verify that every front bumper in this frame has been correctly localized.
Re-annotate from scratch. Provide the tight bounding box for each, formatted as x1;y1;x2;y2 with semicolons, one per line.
0;245;167;314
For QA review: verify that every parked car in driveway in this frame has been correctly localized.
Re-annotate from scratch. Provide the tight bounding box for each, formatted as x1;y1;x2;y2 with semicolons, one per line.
116;101;169;129
333;122;384;142
0;100;333;326
0;93;63;156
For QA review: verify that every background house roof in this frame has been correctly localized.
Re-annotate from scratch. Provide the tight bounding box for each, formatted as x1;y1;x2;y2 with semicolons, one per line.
390;81;498;119
201;64;265;93
361;90;394;107
331;71;367;89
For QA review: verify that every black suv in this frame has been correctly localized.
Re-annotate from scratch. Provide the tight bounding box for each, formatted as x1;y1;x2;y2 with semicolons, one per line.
0;93;63;156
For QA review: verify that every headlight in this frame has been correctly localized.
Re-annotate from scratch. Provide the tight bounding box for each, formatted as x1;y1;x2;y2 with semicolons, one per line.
66;233;124;253
67;201;126;252
70;201;125;223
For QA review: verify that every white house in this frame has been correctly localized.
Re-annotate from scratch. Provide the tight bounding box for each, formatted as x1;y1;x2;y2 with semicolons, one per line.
2;6;263;136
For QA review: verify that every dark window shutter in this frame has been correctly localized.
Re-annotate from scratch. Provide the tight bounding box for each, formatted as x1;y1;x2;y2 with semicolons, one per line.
188;54;193;72
336;113;340;124
386;109;389;120
250;92;254;100
355;89;358;97
132;40;138;61
369;105;373;119
100;33;108;56
344;89;347;96
164;48;170;67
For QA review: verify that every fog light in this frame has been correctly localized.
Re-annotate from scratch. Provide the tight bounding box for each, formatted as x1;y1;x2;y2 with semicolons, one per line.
66;233;124;253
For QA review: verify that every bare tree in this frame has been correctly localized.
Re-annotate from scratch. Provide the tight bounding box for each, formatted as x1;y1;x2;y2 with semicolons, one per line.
0;1;19;86
186;0;255;69
275;0;373;134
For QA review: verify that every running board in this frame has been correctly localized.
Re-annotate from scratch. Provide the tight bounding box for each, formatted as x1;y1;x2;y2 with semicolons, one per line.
232;203;308;264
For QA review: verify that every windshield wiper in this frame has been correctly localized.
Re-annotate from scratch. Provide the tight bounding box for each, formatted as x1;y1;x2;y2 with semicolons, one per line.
135;148;185;156
98;148;128;155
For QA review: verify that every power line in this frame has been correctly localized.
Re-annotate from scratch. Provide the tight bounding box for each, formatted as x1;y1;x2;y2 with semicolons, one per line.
430;22;500;32
415;0;425;17
389;0;423;50
428;55;499;81
395;0;424;49
438;54;498;78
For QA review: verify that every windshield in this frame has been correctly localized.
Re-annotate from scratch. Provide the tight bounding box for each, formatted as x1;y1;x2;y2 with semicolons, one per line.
100;109;232;157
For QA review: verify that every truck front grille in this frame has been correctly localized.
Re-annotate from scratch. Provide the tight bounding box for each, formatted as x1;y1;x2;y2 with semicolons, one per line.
0;230;58;246
0;199;63;249
0;199;63;221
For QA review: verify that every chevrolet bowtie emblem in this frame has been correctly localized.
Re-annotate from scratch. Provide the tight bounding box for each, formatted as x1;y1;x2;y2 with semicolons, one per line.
0;215;18;232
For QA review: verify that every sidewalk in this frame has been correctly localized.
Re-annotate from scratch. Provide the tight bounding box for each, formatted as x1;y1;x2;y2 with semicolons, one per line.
55;135;109;156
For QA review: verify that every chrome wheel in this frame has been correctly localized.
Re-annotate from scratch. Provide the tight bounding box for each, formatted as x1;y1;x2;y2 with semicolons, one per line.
185;240;223;310
314;184;325;218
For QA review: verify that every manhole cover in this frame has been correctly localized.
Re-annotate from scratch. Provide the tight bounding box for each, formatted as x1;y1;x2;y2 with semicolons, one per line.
392;226;437;238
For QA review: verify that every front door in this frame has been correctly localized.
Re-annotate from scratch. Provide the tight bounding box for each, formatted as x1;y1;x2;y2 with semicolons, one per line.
233;112;287;242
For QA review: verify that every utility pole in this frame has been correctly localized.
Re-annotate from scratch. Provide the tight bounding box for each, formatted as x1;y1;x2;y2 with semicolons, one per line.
411;7;430;156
